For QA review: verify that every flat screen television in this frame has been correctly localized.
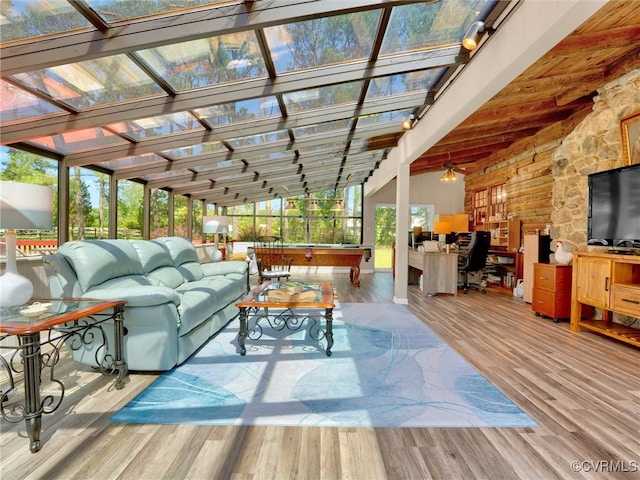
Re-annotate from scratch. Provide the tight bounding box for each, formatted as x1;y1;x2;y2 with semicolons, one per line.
587;163;640;249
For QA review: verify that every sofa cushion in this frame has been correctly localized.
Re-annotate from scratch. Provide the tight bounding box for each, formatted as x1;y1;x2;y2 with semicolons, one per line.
58;240;144;292
177;261;205;282
85;284;181;307
154;237;204;281
130;240;186;289
201;260;248;276
130;239;173;271
146;266;187;289
175;276;244;335
43;254;84;298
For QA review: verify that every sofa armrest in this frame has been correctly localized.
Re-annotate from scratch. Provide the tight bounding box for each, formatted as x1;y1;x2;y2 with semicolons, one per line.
201;260;248;277
84;285;181;307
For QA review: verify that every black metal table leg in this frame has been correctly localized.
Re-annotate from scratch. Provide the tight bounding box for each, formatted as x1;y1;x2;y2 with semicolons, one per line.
112;305;127;389
325;308;333;356
20;333;43;453
238;307;248;355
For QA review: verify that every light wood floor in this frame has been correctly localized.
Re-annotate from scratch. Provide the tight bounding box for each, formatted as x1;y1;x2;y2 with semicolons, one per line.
1;273;639;480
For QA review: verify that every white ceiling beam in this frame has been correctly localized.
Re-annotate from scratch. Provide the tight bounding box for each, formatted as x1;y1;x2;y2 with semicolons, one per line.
365;0;609;197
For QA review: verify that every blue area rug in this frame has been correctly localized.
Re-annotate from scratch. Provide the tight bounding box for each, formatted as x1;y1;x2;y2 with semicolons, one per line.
112;303;537;428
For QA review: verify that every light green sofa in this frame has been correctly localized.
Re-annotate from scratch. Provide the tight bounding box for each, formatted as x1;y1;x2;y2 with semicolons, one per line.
43;237;249;371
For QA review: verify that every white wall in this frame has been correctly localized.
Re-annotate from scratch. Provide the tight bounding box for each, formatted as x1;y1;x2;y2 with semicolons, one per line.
368;171;465;214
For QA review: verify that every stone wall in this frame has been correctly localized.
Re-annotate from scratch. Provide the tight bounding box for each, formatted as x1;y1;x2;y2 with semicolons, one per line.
551;68;640;252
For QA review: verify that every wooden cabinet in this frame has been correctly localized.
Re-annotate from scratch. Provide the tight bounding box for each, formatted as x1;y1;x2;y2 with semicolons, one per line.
484;219;521;252
571;252;640;347
532;263;572;321
522;234;552;303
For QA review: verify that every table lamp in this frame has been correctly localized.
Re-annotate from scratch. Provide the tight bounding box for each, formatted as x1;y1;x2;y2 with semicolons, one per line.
0;181;54;308
433;221;452;244
203;215;228;262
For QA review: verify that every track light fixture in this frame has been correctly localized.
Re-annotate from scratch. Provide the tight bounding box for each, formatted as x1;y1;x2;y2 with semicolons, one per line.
462;21;486;51
402;114;415;130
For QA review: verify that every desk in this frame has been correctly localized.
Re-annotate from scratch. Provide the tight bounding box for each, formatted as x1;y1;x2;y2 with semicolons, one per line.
0;298;127;453
408;250;459;296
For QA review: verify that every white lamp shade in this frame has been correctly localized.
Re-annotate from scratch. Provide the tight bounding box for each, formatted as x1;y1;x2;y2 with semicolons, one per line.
0;182;53;307
202;215;228;234
0;181;54;230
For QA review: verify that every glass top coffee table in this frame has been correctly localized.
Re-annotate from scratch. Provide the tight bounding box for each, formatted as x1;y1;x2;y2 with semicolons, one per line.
236;281;335;356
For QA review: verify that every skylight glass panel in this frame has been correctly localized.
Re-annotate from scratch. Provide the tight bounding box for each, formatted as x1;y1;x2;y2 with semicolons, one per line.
11;56;164;109
292;119;352;138
137;32;267;91
162;141;226;159
298;142;347;157
366;70;443;98
107;112;204;140
139;169;195;183
84;0;230;24
380;1;484;55
227;130;289;149
265;10;379;73
283;81;362;113
0;0;92;43
0;80;64;123
356;109;414;127
245;151;297;165
98;153;168;172
26;128;128;154
194;97;281;127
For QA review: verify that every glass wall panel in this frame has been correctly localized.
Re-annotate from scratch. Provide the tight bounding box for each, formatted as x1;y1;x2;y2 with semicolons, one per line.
150;188;169;239
117;180;143;239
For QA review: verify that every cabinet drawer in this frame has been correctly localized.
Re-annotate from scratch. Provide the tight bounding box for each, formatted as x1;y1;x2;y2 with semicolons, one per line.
533;288;557;318
610;284;640;317
534;267;556;291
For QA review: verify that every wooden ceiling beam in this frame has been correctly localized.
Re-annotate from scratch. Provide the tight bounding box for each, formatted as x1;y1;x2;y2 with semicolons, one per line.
548;25;640;56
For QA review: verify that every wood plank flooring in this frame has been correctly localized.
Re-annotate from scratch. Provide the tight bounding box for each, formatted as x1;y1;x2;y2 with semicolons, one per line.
1;273;639;479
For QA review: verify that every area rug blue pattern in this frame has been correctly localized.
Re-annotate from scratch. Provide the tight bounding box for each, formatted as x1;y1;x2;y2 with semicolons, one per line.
112;303;537;428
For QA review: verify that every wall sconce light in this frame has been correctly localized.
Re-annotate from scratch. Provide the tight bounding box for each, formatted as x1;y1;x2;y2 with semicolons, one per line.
402;114;415;130
462;21;486;51
305;247;313;261
363;248;372;262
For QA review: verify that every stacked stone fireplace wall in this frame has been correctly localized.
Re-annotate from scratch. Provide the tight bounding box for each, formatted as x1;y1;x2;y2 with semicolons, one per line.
552;68;640;253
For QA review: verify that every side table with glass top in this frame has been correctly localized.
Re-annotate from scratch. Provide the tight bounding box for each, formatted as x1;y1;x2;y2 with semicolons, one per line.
0;298;127;453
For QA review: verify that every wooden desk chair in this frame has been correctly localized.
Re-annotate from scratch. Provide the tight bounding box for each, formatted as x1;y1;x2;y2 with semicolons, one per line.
254;235;294;283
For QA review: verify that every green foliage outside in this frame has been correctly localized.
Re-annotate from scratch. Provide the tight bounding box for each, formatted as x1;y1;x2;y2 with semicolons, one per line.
1;148;363;244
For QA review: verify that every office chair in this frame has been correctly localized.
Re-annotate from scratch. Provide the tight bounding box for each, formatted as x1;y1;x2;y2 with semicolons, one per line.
254;235;294;283
458;231;492;294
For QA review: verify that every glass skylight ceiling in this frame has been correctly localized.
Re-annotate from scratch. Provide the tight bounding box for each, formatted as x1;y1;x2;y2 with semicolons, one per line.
1;0;502;208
